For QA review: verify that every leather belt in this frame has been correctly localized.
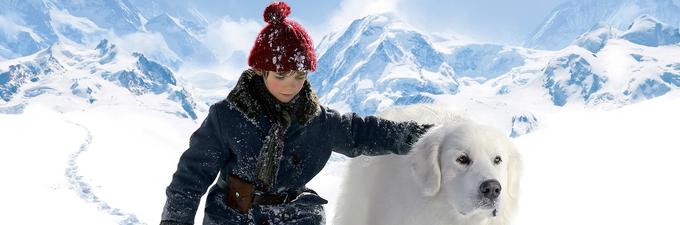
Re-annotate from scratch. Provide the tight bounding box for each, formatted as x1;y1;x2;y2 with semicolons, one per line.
217;175;301;210
252;191;299;205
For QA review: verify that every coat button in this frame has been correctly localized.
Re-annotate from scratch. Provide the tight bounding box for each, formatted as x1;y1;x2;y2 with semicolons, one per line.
235;191;240;198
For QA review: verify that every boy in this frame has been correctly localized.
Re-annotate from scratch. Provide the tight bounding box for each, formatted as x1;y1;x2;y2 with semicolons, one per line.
160;2;432;225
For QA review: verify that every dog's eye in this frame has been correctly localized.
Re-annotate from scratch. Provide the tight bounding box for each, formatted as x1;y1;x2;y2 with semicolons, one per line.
494;156;502;165
456;155;471;165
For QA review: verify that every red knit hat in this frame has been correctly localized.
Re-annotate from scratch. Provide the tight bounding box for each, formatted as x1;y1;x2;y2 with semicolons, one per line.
248;2;316;72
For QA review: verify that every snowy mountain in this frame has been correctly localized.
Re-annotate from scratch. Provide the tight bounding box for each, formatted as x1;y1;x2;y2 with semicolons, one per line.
0;0;213;69
537;15;680;107
492;40;680;109
311;12;680;137
3;0;679;130
572;23;619;53
309;13;459;115
311;13;533;116
621;15;680;46
0;39;200;119
525;0;680;50
572;14;680;53
309;10;680;123
426;37;680;137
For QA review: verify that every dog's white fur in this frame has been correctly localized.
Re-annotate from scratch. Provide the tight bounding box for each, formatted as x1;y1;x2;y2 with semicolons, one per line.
333;104;522;225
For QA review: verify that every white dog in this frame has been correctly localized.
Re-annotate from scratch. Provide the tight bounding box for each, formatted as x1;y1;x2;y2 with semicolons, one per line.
333;105;522;225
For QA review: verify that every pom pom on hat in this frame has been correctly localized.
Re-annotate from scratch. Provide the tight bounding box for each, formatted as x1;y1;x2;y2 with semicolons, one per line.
248;1;317;72
263;2;291;25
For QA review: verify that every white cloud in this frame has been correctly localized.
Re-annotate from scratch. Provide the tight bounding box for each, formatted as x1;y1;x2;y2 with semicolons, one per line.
0;15;41;42
0;45;10;60
113;32;175;57
201;16;262;62
48;8;101;34
174;16;263;84
48;8;109;45
108;31;183;70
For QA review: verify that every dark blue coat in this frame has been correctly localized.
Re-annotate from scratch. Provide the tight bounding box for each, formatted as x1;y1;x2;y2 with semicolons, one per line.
161;70;428;225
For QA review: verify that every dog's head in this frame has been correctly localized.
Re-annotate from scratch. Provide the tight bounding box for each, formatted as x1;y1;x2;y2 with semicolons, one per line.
409;122;522;221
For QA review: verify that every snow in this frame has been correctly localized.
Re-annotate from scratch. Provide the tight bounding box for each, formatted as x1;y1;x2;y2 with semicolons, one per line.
2;91;679;224
2;1;680;224
0;102;204;225
514;91;680;225
0;105;118;225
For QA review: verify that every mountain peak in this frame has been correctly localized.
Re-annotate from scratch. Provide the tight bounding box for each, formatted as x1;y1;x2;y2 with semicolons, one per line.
525;0;680;50
627;14;663;30
361;12;404;26
311;13;459;115
573;23;619;53
353;12;418;35
621;14;680;47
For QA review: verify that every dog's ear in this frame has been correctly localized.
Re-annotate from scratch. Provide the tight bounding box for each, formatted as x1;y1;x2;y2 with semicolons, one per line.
497;141;522;223
409;134;441;197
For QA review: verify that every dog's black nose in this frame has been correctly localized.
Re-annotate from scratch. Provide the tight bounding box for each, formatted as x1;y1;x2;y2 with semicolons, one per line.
479;179;501;200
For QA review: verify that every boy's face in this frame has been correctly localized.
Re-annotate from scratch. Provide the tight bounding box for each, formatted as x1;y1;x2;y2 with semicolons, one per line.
262;70;307;103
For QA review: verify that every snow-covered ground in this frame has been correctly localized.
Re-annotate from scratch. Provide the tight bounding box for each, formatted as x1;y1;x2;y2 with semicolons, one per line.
1;91;678;224
0;104;199;225
515;91;680;225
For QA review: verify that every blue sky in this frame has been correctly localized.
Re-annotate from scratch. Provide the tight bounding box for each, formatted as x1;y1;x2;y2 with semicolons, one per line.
193;0;568;45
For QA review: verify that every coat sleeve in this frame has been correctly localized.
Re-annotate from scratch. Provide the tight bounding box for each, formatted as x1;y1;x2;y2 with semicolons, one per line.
161;104;230;224
323;107;432;158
